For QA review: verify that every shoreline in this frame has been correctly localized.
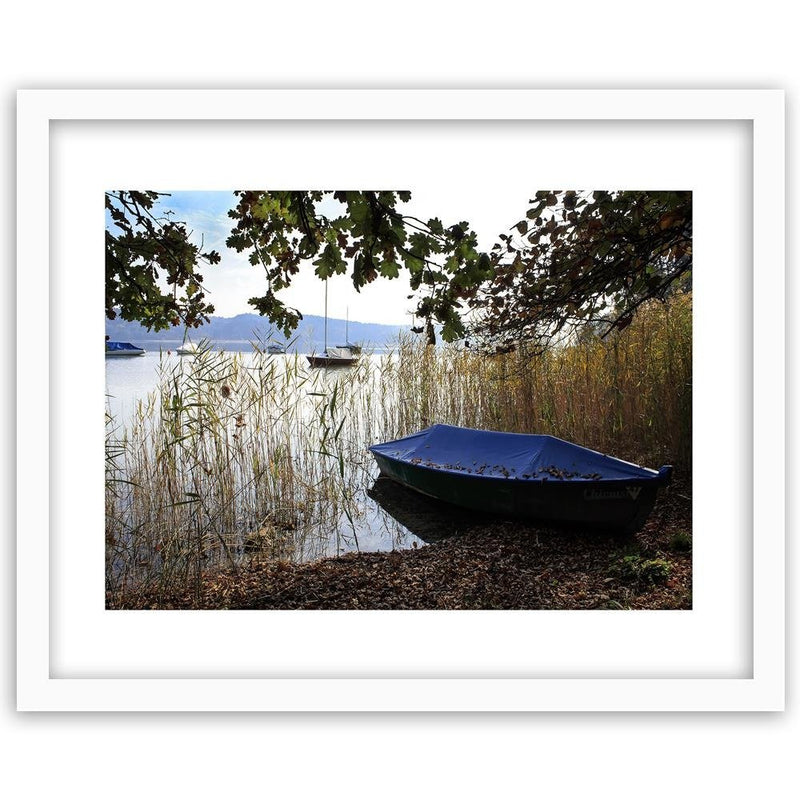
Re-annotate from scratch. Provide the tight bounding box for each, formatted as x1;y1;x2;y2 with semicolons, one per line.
108;480;692;611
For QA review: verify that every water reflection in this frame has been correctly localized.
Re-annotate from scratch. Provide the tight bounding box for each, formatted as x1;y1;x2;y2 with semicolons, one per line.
106;348;450;589
366;476;487;545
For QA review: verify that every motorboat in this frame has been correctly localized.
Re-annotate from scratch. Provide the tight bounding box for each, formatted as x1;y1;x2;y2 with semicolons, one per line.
106;341;145;357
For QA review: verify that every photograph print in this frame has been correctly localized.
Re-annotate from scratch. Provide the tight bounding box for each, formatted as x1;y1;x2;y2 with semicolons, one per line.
104;189;692;611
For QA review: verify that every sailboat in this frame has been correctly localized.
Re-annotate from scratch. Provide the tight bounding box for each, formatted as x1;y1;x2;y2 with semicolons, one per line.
176;336;212;355
336;307;362;355
306;281;359;368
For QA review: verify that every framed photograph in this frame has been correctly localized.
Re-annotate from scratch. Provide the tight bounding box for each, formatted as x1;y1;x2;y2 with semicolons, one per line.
17;89;784;711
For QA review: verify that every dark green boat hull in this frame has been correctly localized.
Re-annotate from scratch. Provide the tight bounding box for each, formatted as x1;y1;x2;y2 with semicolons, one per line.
371;451;665;534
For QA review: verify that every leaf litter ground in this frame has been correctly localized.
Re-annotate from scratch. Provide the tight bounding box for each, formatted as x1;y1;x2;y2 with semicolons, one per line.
108;477;691;611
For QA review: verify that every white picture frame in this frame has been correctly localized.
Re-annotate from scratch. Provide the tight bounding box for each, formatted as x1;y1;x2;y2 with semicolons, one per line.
17;89;785;711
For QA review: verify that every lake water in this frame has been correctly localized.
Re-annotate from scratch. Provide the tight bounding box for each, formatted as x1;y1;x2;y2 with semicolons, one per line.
105;344;453;576
105;340;374;420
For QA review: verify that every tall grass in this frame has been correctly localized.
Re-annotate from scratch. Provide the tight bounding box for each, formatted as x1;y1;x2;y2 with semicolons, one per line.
384;291;692;470
106;292;691;603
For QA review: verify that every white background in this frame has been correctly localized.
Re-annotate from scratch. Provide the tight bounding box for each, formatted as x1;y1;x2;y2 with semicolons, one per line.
3;3;795;799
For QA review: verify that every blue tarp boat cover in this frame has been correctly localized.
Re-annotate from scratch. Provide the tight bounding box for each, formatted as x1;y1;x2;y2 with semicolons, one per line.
370;424;662;482
106;341;141;351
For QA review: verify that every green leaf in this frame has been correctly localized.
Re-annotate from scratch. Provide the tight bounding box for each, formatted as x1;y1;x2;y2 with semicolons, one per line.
427;217;444;235
380;260;400;279
312;242;346;278
596;240;612;258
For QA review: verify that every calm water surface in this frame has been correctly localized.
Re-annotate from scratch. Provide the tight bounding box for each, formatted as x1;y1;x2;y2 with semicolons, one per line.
105;344;454;565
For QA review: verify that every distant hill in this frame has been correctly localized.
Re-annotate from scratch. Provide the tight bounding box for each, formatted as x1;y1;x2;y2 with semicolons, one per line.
105;312;410;352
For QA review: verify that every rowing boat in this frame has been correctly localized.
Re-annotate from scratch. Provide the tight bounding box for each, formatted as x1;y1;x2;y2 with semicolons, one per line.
369;424;672;533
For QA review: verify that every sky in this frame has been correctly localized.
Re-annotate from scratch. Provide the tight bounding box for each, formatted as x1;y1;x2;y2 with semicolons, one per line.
143;190;528;325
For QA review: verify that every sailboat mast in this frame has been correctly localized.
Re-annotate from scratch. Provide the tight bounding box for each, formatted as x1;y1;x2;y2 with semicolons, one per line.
324;279;328;352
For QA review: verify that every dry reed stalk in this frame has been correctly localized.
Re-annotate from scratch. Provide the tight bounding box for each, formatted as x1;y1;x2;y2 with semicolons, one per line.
106;292;691;603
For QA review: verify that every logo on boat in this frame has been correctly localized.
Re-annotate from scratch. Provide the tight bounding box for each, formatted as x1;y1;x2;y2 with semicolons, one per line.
583;486;641;501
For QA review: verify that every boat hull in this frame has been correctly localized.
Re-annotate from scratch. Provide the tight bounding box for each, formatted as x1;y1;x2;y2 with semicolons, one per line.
369;425;672;534
306;354;358;368
105;341;145;357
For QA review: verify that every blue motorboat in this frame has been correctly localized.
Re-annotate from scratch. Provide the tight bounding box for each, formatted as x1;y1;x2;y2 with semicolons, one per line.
105;340;145;357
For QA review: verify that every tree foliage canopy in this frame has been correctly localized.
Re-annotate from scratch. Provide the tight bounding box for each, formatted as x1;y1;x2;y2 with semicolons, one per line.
470;190;692;350
226;190;493;342
105;191;221;331
105;189;691;348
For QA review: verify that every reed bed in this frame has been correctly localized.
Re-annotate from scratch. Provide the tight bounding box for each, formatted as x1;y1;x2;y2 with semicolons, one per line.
106;291;691;604
384;290;692;471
